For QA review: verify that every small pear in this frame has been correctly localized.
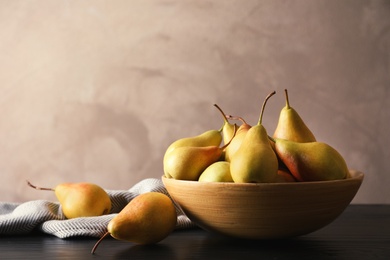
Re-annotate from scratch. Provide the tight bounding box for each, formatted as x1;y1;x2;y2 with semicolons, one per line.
198;161;233;182
272;138;349;181
230;91;279;183
273;89;316;142
91;192;177;254
224;115;251;162
164;144;227;181
27;181;111;219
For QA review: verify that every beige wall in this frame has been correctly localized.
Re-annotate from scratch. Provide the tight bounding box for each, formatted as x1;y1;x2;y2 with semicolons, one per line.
1;0;389;204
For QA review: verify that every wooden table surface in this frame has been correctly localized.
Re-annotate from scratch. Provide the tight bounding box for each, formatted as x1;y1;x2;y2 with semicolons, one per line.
0;205;389;259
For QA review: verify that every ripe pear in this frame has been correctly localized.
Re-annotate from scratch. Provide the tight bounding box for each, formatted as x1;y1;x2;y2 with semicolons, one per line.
198;161;233;182
230;91;279;183
27;181;111;219
271;138;349;181
224;115;251;162
164;144;227;181
273;89;316;142
163;121;223;178
91;192;177;254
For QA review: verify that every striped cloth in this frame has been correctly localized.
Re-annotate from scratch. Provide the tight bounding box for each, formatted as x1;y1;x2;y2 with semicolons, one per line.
0;178;195;238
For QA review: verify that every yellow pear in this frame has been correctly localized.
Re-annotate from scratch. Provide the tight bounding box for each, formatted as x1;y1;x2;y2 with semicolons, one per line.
163;124;222;178
91;192;177;254
164;145;226;181
198;161;233;182
230;91;279;183
271;138;349;181
273;89;316;142
27;181;111;219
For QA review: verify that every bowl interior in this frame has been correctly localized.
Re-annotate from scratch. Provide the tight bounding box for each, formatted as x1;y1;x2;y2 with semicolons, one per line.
163;170;364;239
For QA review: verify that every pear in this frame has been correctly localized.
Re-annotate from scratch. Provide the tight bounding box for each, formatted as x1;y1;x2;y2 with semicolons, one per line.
164;127;235;181
224;115;251;162
198;161;233;182
163;123;223;178
273;89;316;142
271;138;349;181
164;144;227;181
91;192;177;254
27;181;111;219
230;91;279;183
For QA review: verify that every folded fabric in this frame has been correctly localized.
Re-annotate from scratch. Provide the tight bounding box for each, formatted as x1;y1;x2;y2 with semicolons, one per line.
0;178;195;238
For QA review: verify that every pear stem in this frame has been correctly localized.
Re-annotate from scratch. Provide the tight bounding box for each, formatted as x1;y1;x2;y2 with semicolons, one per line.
226;115;248;126
284;89;290;109
213;104;229;132
214;104;228;123
26;180;54;191
258;91;276;125
91;231;110;254
220;124;237;150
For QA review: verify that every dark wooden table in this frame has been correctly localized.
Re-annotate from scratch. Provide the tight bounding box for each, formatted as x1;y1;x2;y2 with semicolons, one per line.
0;205;389;259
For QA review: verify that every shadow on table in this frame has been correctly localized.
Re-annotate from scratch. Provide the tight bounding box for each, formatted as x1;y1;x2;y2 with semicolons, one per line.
192;232;347;259
110;229;345;260
113;243;177;259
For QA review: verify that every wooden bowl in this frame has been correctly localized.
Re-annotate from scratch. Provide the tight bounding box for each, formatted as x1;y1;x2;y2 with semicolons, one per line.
162;170;364;239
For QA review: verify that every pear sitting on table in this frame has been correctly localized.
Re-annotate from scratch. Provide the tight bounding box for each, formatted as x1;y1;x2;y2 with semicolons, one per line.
91;192;177;254
27;181;111;219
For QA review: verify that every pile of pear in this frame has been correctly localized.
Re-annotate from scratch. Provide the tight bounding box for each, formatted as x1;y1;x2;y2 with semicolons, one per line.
163;90;350;183
27;181;178;253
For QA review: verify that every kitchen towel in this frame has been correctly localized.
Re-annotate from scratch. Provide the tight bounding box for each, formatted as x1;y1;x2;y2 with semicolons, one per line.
0;178;195;238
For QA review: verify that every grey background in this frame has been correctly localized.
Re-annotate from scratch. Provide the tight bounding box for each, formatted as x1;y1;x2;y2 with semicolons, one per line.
0;0;389;204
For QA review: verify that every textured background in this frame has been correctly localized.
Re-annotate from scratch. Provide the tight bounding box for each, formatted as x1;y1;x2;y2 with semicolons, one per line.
0;0;389;204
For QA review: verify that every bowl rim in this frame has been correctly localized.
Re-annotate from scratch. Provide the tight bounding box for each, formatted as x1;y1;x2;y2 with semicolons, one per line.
162;169;364;187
